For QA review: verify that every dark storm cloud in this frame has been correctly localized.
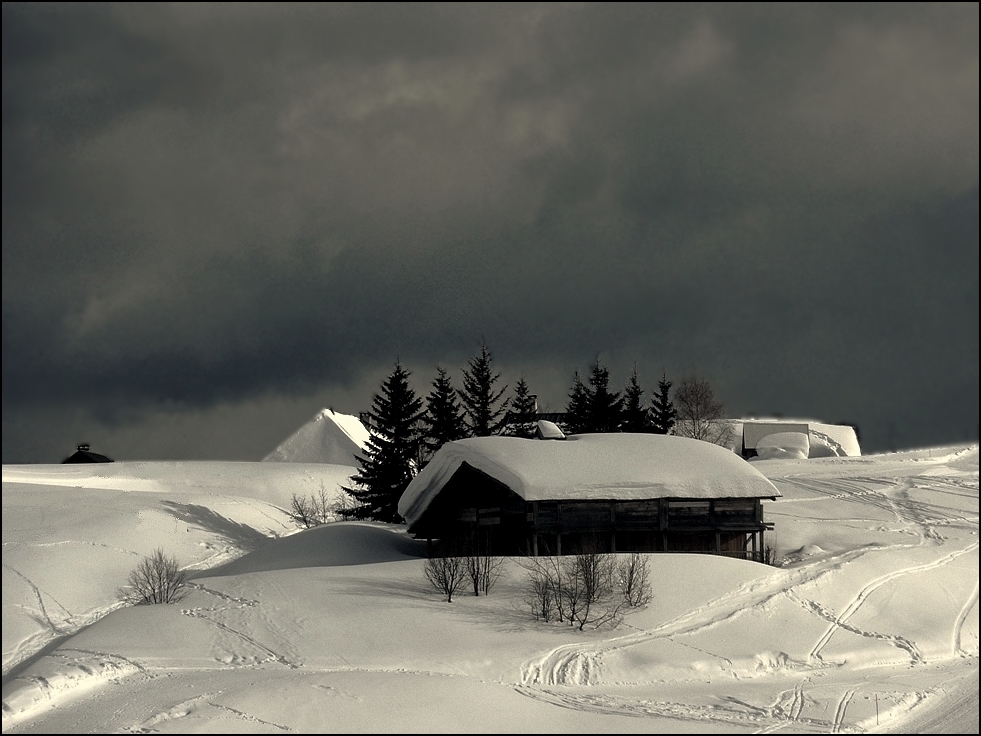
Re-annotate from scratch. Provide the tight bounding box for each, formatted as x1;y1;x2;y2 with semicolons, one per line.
2;3;977;462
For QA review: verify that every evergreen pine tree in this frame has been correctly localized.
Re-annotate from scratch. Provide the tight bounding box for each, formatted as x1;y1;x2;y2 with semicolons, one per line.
586;359;623;433
459;344;509;437
505;377;538;438
342;362;424;523
422;365;467;460
564;370;590;434
621;365;649;433
650;372;677;435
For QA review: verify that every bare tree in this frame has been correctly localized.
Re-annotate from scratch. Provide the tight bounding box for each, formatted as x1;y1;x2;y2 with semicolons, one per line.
565;553;624;630
288;481;342;529
522;552;626;630
425;554;467;602
289;482;334;528
118;549;188;605
616;553;652;607
462;532;504;596
523;555;558;622
673;375;734;448
327;489;359;519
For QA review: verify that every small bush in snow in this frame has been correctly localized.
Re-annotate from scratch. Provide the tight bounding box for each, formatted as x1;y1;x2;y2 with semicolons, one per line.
289;483;334;528
460;531;504;596
616;553;652;607
523;552;629;630
424;554;467;603
118;549;188;605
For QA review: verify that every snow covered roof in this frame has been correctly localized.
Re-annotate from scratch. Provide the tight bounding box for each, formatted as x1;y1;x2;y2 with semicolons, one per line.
736;419;861;457
399;433;780;528
263;408;369;466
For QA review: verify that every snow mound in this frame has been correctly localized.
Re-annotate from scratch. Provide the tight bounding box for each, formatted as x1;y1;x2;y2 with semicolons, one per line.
263;408;369;466
756;432;809;460
808;430;846;458
808;422;861;457
200;522;427;577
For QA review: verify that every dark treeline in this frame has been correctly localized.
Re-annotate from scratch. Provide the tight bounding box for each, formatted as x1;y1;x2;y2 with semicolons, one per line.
343;344;728;523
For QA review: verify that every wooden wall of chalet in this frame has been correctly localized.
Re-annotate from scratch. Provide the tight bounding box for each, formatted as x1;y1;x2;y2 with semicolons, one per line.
410;462;771;559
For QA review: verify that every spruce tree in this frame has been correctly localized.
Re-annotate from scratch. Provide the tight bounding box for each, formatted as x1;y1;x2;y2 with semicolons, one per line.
586;359;623;433
422;365;467;459
342;361;424;523
506;377;538;438
459;344;509;437
650;372;677;435
621;365;649;433
564;370;590;434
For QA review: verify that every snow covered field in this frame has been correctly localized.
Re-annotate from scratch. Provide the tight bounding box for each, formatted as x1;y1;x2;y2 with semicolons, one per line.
2;445;978;733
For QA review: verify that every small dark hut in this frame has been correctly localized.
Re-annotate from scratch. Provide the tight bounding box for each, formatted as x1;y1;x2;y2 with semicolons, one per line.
398;430;779;561
62;444;113;464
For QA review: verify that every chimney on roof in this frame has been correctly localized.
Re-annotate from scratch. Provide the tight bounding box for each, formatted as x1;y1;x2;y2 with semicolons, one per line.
535;420;566;440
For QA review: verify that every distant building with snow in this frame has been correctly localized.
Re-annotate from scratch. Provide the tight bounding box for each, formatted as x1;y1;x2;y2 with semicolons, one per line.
62;444;113;464
398;431;780;560
263;409;369;467
735;420;861;459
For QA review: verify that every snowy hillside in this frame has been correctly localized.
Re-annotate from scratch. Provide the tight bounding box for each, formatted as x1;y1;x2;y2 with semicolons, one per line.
2;445;978;733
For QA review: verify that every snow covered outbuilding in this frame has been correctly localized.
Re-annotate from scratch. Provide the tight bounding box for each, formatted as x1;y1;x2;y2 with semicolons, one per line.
262;408;369;466
738;420;861;458
61;444;112;463
398;433;780;559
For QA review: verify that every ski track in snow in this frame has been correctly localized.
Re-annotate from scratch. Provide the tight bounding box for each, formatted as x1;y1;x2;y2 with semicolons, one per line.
203;702;293;731
806;542;978;665
516;468;979;731
830;687;856;733
952;579;979;658
2;564;69;635
180;607;299;670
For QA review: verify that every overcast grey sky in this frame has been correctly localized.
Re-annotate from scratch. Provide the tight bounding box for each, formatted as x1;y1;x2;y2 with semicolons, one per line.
3;3;978;463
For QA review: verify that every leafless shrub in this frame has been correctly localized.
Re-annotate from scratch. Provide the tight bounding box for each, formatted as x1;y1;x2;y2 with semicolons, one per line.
289;483;334;528
521;554;562;622
462;532;504;596
565;553;623;630
118;549;188;605
425;554;467;603
328;489;359;518
523;552;625;630
616;553;652;607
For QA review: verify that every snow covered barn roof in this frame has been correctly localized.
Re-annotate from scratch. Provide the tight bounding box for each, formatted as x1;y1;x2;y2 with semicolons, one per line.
398;433;780;529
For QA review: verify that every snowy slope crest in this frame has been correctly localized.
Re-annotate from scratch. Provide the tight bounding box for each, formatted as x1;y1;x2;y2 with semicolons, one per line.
262;408;369;466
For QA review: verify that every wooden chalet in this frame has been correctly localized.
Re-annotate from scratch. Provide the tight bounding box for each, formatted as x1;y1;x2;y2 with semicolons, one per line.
398;430;780;562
